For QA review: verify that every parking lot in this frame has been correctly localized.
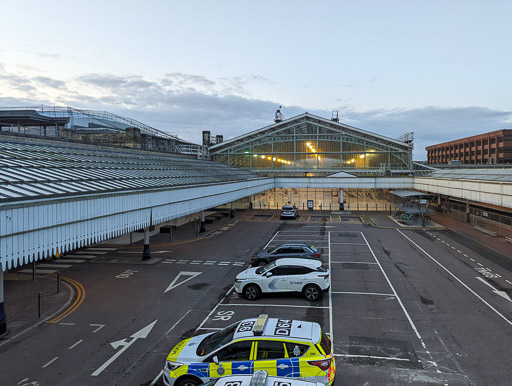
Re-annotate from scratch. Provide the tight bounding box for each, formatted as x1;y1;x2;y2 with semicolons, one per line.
2;216;511;385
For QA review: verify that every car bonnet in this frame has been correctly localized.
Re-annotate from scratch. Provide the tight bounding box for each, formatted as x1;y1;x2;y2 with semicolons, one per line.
166;333;212;362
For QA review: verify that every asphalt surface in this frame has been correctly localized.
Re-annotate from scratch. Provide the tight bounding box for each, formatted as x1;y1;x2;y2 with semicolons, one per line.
1;212;511;386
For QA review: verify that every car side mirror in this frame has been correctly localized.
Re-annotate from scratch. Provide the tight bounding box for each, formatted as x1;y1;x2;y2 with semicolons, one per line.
213;356;219;365
265;272;273;277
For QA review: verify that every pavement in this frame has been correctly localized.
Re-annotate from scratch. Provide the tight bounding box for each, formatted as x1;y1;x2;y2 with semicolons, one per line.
1;208;511;345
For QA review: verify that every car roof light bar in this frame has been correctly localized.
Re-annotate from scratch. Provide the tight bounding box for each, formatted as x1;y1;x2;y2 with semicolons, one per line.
253;314;268;336
250;370;268;386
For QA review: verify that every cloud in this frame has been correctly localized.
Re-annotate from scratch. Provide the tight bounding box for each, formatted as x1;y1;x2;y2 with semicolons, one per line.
1;69;510;161
33;76;66;89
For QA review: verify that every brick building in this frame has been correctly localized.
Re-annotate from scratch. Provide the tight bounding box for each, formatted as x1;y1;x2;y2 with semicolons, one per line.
426;129;512;165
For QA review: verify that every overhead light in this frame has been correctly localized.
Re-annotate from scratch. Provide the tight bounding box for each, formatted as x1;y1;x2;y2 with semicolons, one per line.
360;154;365;158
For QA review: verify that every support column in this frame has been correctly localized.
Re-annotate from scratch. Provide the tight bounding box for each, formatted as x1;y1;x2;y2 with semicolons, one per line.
230;202;235;218
142;227;151;260
200;211;206;233
339;188;344;211
0;270;6;335
465;200;471;223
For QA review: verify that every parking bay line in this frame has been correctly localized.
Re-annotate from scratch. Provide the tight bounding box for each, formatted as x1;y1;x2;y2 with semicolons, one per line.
218;303;328;309
331;291;395;297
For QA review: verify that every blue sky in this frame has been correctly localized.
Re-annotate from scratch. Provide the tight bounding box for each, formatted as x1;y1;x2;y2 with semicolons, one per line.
1;0;511;159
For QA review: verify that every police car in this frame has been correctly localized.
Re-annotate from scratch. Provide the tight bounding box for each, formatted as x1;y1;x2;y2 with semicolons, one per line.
202;370;325;386
163;315;335;386
234;259;329;301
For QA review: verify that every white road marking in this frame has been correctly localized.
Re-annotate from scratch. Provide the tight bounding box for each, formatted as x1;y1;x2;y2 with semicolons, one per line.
331;291;396;297
361;232;428;350
457;250;461;253
470;258;475;262
196;286;234;331
263;231;280;249
334;353;413;362
219;303;328;309
19;269;57;274
53;259;85;263
506;280;512;285
42;356;59;368
164;272;202;293
463;254;468;257
330;261;378;264
477;263;483;267
476;277;512;302
75;251;108;254
398;230;512;326
68;339;83;349
165;310;192;335
58;322;75;326
37;264;73;268
90;324;105;333
62;255;96;259
150;371;163;386
329;242;366;245
451;247;456;250
92;320;157;376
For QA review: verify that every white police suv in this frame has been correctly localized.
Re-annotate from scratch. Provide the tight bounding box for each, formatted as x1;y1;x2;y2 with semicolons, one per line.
234;258;329;301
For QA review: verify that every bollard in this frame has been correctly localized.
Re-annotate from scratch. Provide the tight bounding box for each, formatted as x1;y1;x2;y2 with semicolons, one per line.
38;292;42;318
57;273;61;294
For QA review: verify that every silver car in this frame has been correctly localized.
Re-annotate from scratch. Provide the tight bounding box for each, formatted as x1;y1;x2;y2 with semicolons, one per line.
280;205;299;219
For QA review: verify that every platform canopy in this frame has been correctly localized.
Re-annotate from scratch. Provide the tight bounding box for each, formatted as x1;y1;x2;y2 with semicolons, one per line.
391;190;433;198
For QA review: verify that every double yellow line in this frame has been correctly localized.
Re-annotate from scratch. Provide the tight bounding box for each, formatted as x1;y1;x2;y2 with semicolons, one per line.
47;276;86;324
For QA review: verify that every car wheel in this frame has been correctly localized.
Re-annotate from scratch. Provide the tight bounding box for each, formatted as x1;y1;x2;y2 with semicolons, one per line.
244;284;260;300
303;285;321;301
176;377;201;386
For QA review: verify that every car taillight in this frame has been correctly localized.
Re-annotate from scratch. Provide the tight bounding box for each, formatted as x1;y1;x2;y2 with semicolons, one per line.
318;273;329;279
313;253;320;258
308;358;331;371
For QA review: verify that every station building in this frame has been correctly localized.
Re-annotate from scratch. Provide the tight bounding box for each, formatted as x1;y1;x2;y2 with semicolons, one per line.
208;112;415;211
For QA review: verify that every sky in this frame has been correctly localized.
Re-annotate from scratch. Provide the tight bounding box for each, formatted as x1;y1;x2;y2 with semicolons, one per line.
1;0;511;160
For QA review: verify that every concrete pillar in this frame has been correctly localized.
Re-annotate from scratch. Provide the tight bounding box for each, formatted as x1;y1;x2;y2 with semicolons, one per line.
0;270;6;334
230;202;235;218
142;227;151;260
339;188;344;211
200;211;206;233
465;200;471;223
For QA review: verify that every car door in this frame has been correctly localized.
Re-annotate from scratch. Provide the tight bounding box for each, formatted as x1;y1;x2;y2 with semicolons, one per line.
253;340;289;376
206;340;254;378
285;266;311;292
260;266;289;293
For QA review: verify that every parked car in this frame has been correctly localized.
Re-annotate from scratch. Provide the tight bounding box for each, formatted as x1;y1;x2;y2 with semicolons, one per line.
235;258;330;301
280;205;299;219
163;314;336;386
201;370;328;386
251;242;320;266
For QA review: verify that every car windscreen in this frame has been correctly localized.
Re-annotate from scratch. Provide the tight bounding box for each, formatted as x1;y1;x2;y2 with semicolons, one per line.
282;206;293;210
196;321;239;356
309;245;318;252
256;260;276;274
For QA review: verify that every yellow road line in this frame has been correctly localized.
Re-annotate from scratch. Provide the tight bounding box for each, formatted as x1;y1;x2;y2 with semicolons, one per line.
47;276;86;324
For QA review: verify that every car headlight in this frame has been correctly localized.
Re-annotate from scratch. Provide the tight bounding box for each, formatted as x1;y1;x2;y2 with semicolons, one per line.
166;360;184;371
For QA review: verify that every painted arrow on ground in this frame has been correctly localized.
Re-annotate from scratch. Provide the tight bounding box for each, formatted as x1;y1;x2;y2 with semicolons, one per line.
476;277;512;302
164;271;202;293
91;320;157;376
